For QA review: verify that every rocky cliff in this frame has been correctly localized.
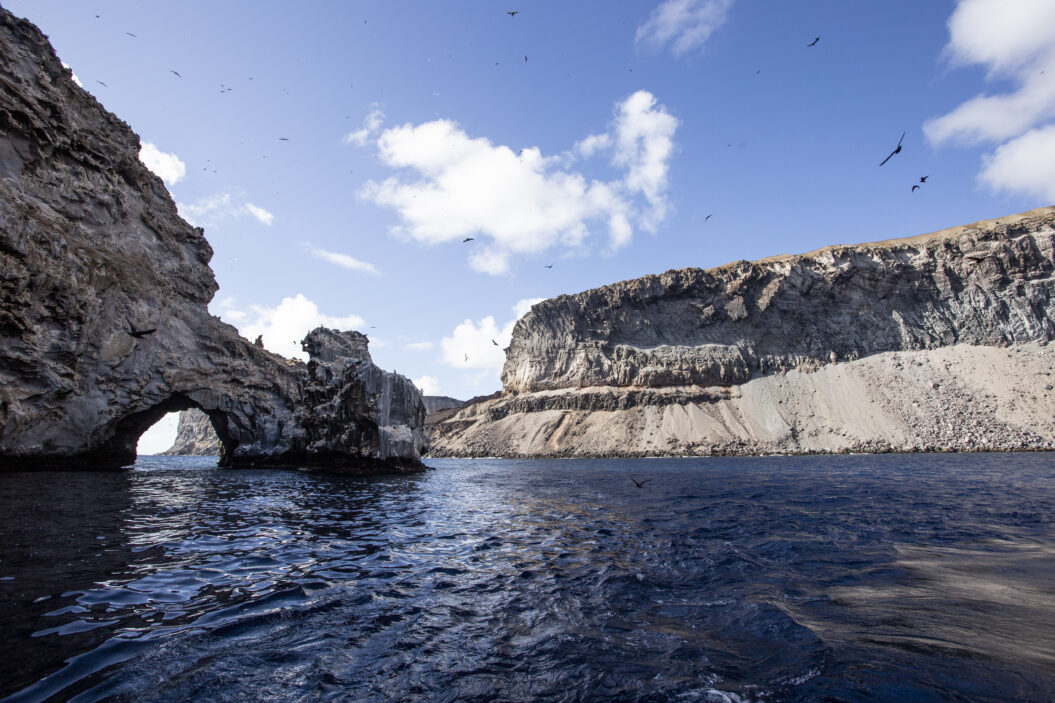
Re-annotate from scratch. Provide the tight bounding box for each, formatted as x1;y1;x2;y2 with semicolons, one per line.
429;206;1055;457
0;9;424;472
161;408;221;456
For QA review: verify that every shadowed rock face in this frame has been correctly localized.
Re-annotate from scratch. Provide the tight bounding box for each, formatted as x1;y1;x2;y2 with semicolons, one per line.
502;207;1055;392
0;9;424;472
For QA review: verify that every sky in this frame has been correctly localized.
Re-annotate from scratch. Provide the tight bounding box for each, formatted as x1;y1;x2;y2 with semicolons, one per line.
6;0;1054;453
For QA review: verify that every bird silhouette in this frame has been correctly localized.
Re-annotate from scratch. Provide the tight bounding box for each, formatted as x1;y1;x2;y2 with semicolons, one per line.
125;32;137;38
463;237;474;243
544;264;553;269
705;214;712;221
169;69;181;78
879;132;905;166
464;353;468;362
507;10;519;16
807;36;820;47
912;185;920;192
492;339;499;346
95;80;107;87
524;55;528;62
126;321;157;338
630;478;653;488
278;137;289;141
919;176;928;183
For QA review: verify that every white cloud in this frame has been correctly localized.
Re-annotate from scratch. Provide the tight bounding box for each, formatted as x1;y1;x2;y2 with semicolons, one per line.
306;245;381;276
358;91;678;275
412;375;441;395
440;297;544;393
405;341;435;351
177;193;274;229
344;106;386;146
139;142;186;186
924;0;1055;200
211;294;365;360
635;0;734;57
245;203;274;226
60;61;82;87
978;125;1055;202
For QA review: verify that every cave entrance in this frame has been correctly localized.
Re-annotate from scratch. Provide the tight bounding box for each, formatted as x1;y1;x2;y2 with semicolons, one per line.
96;393;237;468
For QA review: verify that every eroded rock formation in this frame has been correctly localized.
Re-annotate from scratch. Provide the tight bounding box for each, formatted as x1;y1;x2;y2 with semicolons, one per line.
161;408;221;456
0;9;424;472
429;206;1055;457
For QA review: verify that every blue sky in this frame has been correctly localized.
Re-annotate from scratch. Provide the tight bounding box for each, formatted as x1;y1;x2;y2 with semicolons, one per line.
7;0;1055;452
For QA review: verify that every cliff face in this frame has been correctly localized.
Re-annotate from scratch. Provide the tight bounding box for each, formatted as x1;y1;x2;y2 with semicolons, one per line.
161;408;221;456
0;9;424;471
430;206;1055;457
503;207;1055;393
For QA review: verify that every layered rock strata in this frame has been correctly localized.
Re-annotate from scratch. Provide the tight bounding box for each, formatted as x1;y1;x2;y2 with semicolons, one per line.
429;206;1055;457
0;9;424;472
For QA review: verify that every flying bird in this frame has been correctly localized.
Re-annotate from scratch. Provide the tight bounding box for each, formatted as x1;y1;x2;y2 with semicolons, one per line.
464;353;469;362
919;176;928;183
705;214;712;221
462;237;474;243
278;137;289;141
544;264;553;269
126;321;157;338
879;132;905;166
807;36;820;47
492;339;499;346
169;70;181;78
524;56;528;62
95;80;107;87
911;185;920;192
630;478;653;488
507;10;519;16
125;32;137;38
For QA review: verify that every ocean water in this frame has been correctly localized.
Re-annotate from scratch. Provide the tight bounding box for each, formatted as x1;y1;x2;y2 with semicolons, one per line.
1;454;1053;702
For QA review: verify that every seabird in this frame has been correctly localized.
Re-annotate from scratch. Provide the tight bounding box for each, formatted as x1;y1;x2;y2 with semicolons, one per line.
125;32;137;38
463;237;474;243
278;137;289;141
705;214;712;221
879;132;905;166
919;176;928;183
544;264;553;269
169;70;181;78
464;353;468;362
807;36;820;47
911;184;920;192
492;339;499;346
630;478;653;488
507;10;519;16
95;80;107;87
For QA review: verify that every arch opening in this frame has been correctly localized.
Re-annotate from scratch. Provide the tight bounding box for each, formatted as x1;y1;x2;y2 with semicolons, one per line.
94;393;237;468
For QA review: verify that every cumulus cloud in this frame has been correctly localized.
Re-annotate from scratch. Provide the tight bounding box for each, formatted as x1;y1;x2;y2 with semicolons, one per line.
211;294;365;360
412;375;441;396
924;0;1055;200
60;61;82;87
245;203;274;226
439;296;544;391
139;142;186;186
344;106;386;146
978;125;1055;202
635;0;734;57
306;245;381;276
177;193;275;229
357;91;678;275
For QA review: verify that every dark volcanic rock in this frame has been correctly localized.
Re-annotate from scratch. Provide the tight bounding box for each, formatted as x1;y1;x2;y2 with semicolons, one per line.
0;9;424;472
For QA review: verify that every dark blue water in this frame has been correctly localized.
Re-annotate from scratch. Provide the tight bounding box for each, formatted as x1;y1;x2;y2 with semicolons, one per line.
1;454;1053;702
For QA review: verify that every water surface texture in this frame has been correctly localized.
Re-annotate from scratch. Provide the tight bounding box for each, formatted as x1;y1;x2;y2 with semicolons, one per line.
1;454;1053;702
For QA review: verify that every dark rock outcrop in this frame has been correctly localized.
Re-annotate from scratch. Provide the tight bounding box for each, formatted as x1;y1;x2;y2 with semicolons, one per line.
0;9;424;472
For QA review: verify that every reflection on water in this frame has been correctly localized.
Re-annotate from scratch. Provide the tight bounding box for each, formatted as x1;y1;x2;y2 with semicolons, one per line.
1;453;1053;702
